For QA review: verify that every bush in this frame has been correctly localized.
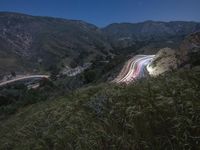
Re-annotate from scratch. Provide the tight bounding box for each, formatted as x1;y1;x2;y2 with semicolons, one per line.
83;69;97;83
0;70;200;149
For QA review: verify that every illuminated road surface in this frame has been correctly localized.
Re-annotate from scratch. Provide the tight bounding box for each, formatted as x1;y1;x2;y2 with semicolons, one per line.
113;55;155;84
0;75;49;87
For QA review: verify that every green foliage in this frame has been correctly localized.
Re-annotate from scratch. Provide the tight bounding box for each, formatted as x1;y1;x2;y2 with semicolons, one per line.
83;70;97;83
81;55;127;84
102;55;126;74
0;81;55;118
189;48;200;66
0;69;200;149
49;65;60;80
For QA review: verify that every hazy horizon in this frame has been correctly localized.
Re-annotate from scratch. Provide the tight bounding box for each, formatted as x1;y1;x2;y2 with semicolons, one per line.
1;0;200;27
1;11;200;28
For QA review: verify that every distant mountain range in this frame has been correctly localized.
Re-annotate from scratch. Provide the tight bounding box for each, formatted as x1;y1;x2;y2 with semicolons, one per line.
0;12;200;76
103;21;200;47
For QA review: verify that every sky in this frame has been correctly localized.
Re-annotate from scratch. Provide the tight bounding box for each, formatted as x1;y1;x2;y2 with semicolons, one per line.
0;0;200;27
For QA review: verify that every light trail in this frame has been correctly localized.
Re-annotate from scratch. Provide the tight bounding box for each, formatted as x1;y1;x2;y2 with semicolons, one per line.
0;75;49;87
113;55;155;84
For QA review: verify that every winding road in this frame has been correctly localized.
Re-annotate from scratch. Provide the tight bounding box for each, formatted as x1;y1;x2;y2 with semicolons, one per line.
0;75;49;87
1;55;154;86
113;55;155;84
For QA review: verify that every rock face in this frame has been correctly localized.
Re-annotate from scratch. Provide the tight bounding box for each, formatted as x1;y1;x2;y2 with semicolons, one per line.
147;48;178;76
147;32;200;76
60;63;91;77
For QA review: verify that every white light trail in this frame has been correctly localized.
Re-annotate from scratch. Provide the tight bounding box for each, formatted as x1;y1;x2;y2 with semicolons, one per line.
113;55;155;84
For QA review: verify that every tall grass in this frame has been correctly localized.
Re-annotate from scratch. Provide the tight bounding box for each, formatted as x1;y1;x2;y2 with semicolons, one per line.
0;69;200;149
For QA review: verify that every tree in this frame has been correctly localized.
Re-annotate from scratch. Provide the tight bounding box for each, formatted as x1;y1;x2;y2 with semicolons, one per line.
11;71;16;77
84;70;97;83
49;65;60;81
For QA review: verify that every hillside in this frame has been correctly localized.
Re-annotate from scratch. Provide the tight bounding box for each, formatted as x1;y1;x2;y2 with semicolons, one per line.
179;32;200;66
146;32;200;77
102;21;200;54
0;69;200;149
103;21;200;42
0;12;200;78
1;12;200;150
0;12;111;76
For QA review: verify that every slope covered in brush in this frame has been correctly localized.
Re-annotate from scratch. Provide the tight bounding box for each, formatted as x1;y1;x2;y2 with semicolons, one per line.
0;69;200;149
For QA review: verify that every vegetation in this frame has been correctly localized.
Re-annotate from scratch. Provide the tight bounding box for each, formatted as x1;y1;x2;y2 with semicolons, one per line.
81;54;128;84
0;69;200;149
0;80;55;118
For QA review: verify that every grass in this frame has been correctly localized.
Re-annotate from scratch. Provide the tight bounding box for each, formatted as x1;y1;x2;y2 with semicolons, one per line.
0;69;200;149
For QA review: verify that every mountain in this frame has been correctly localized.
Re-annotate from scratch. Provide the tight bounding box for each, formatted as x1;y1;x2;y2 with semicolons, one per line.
1;13;200;150
0;12;111;76
102;21;200;52
103;21;200;42
0;12;200;77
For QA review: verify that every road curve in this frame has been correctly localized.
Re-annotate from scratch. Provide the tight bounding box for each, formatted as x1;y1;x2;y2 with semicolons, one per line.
0;75;49;87
113;55;155;84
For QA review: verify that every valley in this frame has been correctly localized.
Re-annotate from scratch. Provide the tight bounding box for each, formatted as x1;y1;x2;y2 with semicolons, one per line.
0;12;200;150
0;12;200;79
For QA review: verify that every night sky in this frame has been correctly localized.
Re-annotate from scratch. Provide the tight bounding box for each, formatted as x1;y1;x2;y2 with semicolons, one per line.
0;0;200;26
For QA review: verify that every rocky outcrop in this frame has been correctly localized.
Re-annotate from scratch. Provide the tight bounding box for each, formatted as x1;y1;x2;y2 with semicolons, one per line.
61;63;91;77
178;32;200;67
147;32;200;76
147;48;178;76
